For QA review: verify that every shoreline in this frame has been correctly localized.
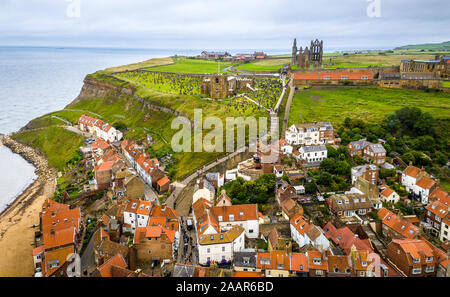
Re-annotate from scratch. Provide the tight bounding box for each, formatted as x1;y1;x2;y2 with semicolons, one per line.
0;135;55;217
0;145;38;215
0;134;57;276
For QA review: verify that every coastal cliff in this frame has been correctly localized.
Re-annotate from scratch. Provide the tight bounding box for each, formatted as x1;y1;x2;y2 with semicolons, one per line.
68;75;193;126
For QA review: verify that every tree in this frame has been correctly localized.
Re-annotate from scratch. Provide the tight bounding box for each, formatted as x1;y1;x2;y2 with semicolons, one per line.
305;182;318;195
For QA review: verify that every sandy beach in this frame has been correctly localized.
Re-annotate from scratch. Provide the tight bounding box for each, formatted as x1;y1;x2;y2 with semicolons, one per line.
0;135;56;277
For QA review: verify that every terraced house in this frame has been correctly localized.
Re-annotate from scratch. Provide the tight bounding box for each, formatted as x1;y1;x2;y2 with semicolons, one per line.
425;199;449;238
401;165;437;204
192;192;258;265
33;200;82;277
387;239;439;277
78;114;123;142
326;194;373;219
285;122;335;146
377;208;419;241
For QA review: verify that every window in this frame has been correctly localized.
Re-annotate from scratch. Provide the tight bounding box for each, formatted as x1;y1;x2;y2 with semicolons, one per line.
148;250;152;254
222;247;225;252
412;268;421;274
207;248;210;253
412;258;420;264
334;268;339;273
316;270;323;275
426;256;433;262
425;266;434;273
360;271;365;277
313;258;322;265
218;216;223;222
229;214;234;221
341;76;348;80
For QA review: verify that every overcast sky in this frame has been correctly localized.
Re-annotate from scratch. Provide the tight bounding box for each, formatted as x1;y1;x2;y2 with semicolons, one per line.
1;0;449;52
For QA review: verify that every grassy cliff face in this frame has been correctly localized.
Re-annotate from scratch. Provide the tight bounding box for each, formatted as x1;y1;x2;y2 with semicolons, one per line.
12;127;85;171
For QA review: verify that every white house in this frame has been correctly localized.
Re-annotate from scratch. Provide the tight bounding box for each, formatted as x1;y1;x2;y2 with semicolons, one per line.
290;214;330;252
193;178;215;204
379;186;400;204
211;196;259;239
297;145;327;163
197;225;245;265
274;165;284;178
401;165;435;204
193;191;258;265
78;115;123;142
290;215;310;247
412;176;435;205
285;122;334;146
401;166;421;192
304;225;330;252
123;199;152;232
279;139;293;155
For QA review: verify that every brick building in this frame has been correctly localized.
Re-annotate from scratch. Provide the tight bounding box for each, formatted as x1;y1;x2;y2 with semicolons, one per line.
347;140;386;165
387;239;438;277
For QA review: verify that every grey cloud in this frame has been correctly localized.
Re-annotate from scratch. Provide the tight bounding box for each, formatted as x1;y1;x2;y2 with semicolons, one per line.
0;0;448;50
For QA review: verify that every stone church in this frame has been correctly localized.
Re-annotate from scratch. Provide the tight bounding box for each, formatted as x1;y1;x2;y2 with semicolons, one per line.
292;39;324;68
201;74;253;99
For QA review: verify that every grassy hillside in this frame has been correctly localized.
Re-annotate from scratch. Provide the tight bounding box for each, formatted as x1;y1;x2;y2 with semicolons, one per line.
12;127;85;171
395;41;450;51
235;58;291;72
105;57;174;72
145;57;234;74
288;86;450;126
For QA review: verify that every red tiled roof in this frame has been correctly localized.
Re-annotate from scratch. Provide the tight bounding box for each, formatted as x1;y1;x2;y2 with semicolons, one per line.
290;253;308;272
97;253;127;277
426;201;449;219
157;176;170;187
293;71;373;80
403;166;421;178
378;207;418;239
94;160;115;172
290;214;310;236
416;176;435;189
430;189;449;205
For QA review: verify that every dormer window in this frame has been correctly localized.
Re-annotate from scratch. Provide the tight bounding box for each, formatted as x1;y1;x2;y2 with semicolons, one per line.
140;204;144;209
362;261;367;267
210;235;214;240
239;212;244;216
313;258;322;265
426;256;433;262
229;215;234;221
132;203;137;209
412;258;420;264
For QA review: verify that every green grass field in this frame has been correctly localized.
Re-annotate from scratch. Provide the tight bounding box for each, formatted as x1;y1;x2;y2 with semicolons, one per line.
235;58;291;72
442;81;450;88
288;86;450;126
12;127;85;171
146;57;234;74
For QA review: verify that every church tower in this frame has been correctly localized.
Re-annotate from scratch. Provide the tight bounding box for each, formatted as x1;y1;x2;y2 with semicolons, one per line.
292;38;298;65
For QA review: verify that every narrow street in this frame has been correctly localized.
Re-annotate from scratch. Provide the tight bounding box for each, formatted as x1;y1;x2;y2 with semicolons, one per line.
177;217;198;265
